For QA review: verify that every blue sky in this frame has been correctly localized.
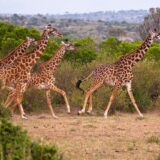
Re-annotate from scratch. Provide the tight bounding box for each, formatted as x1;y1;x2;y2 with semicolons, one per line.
0;0;160;14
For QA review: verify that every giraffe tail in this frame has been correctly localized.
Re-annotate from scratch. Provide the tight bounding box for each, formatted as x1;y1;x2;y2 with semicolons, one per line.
76;72;93;93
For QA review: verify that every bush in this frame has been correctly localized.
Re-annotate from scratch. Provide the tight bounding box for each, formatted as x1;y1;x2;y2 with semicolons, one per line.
0;120;62;160
133;61;160;111
23;88;47;113
0;120;30;160
31;142;62;160
0;105;11;119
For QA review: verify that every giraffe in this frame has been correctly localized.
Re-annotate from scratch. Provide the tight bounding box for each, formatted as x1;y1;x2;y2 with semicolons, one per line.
6;41;75;118
0;37;36;90
76;30;160;118
0;37;36;68
0;24;62;119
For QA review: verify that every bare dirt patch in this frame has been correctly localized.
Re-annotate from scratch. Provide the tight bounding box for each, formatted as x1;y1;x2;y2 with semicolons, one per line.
12;112;160;160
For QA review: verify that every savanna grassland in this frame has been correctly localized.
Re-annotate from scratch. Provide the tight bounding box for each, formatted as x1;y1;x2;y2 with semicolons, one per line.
13;112;160;160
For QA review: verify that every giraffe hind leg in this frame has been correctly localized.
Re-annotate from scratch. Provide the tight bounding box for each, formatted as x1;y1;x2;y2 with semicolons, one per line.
78;81;103;115
49;84;71;113
2;91;15;108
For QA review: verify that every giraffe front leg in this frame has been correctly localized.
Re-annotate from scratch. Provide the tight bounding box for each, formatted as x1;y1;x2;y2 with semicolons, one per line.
104;83;120;118
46;90;58;119
87;94;93;114
126;82;143;118
15;84;28;119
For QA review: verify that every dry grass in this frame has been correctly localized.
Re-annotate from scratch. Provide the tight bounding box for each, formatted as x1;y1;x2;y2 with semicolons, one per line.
12;111;160;160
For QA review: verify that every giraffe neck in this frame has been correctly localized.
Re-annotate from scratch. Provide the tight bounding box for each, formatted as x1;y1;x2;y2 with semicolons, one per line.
18;32;49;69
41;45;66;73
0;39;30;67
118;34;154;67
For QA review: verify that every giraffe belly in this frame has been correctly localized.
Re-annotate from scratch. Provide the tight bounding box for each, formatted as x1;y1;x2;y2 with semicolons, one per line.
34;83;48;89
104;77;116;86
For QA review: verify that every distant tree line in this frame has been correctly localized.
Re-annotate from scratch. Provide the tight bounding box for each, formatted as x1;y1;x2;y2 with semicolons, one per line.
139;7;160;39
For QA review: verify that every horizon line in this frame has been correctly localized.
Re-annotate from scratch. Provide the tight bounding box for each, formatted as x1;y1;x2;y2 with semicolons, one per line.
0;9;149;15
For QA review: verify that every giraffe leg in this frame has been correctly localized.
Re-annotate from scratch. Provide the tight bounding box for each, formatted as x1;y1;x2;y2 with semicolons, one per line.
104;83;120;118
17;99;27;119
87;94;93;114
46;90;58;119
14;84;27;119
126;82;143;118
49;84;71;113
3;91;16;108
2;86;16;108
78;81;103;115
9;96;18;115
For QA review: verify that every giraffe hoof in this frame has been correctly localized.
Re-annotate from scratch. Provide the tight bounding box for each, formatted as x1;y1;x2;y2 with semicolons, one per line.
67;110;71;114
104;113;108;119
136;114;144;120
140;114;144;118
87;111;92;115
104;116;108;119
22;116;28;120
22;115;28;120
53;115;58;119
78;110;83;115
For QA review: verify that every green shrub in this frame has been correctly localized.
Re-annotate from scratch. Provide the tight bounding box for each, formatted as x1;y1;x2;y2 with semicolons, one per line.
23;88;47;113
0;120;30;160
0;120;63;160
31;142;62;160
0;105;11;119
133;61;160;111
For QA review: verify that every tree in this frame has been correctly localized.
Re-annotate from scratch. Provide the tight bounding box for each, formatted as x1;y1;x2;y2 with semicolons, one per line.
139;8;160;39
64;37;97;64
0;21;40;57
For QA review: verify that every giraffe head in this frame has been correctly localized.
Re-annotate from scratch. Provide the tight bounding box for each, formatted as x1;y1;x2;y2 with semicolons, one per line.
26;37;37;46
149;29;160;40
61;41;75;51
44;24;62;38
